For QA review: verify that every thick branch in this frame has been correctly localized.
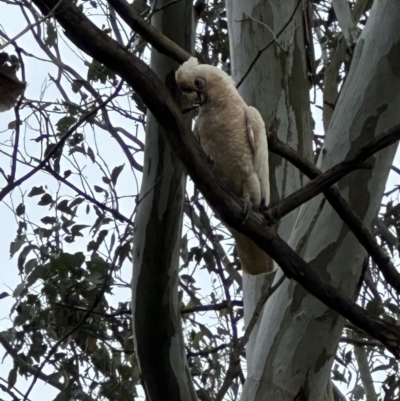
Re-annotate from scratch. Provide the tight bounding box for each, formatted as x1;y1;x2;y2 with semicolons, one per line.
268;134;400;295
269;125;400;220
31;0;400;357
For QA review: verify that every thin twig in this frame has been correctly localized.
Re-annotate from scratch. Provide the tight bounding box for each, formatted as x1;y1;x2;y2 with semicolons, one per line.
236;14;287;52
0;83;123;203
0;0;63;50
236;0;303;88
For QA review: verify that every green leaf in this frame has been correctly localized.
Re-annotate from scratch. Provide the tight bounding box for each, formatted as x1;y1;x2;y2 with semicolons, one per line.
24;258;37;275
87;146;95;163
71;224;90;237
15;203;25;216
28;186;45;197
68;133;84;146
71;79;84;93
111;164;125;186
7;367;17;389
44;143;63;159
33;228;53;238
116;242;131;266
38;193;53;206
351;385;365;401
13;282;25;298
57;199;72;214
17;245;37;274
41;216;57;225
0;292;9;300
332;369;347;383
366;297;384;317
10;235;26;258
203;249;215;271
181;274;196;284
69;197;84;209
94;185;106;193
44;21;57;47
55;115;77;135
8;120;19;130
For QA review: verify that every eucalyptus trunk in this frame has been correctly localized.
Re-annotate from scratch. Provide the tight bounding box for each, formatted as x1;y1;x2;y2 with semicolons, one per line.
228;1;400;400
131;2;197;401
226;0;313;375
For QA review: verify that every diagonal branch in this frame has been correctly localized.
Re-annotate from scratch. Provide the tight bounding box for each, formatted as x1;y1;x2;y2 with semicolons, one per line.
106;0;190;63
268;134;400;295
30;0;400;358
268;125;400;220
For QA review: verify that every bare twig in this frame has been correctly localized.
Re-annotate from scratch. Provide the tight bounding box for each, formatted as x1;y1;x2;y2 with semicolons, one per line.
107;0;191;63
0;84;122;203
181;300;243;314
236;0;303;88
236;14;287;52
0;0;63;50
187;343;229;358
44;165;133;225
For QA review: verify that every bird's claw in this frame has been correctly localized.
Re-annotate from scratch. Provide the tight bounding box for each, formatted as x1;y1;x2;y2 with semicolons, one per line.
241;198;251;225
259;198;268;213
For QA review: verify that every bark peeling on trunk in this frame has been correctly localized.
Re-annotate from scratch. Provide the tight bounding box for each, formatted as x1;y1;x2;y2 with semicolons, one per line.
228;1;400;400
131;2;197;401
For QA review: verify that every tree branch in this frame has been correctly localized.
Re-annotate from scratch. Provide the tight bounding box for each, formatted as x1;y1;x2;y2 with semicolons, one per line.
268;125;400;220
106;0;191;63
181;300;243;314
268;133;400;295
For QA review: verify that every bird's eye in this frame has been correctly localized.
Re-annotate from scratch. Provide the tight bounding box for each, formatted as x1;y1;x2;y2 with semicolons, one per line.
194;77;206;89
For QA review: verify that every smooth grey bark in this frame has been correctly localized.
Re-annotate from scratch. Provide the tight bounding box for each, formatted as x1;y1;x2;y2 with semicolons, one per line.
226;0;314;379
332;0;359;45
131;2;197;401
354;346;377;401
231;1;400;400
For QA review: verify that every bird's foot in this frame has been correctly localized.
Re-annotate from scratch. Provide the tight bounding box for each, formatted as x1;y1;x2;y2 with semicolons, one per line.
241;198;251;225
259;201;276;226
259;198;268;213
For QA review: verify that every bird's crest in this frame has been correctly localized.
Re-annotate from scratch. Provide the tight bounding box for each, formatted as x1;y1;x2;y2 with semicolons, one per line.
175;57;199;83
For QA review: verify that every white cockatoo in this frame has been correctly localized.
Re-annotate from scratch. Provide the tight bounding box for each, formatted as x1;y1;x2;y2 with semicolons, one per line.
175;57;274;275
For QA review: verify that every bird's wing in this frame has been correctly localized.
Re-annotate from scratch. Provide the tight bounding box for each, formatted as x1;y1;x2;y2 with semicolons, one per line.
245;106;270;206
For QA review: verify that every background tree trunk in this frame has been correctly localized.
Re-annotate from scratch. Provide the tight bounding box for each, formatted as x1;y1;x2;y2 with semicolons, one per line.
131;2;197;400
226;0;314;381
228;1;400;400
